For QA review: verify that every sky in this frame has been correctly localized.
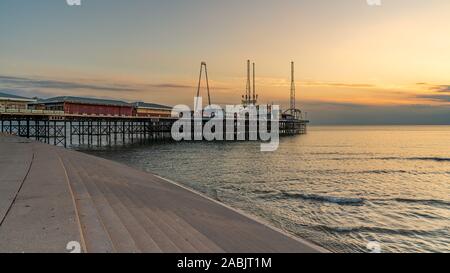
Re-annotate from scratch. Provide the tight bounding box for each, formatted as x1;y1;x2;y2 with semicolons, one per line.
0;0;449;124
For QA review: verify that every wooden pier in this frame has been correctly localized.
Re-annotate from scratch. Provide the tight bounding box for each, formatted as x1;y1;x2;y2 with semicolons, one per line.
0;134;323;253
0;112;308;147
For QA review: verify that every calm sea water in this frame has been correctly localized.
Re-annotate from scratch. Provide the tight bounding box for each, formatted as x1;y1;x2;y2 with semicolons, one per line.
80;126;450;253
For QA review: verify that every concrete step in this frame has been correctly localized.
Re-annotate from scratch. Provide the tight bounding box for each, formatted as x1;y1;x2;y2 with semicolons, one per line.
66;154;139;253
69;156;188;252
81;158;248;252
154;207;224;253
120;178;225;252
143;189;265;252
0;135;325;253
70;151;302;253
89;174;163;253
136;180;279;252
178;207;274;252
126;186;200;252
119;184;195;253
162;178;301;252
75;153;184;252
104;181;180;252
59;153;115;253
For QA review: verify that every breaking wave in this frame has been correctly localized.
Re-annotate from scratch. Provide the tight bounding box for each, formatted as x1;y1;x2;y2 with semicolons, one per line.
311;224;448;236
262;192;366;205
324;156;450;162
407;157;450;162
258;191;450;208
388;198;450;207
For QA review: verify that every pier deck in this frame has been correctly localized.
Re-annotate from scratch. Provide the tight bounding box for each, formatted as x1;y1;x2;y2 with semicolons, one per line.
0;134;324;253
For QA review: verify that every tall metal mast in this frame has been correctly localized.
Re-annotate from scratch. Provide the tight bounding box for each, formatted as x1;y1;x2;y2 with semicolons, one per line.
246;60;251;105
196;61;211;108
290;61;296;115
252;62;256;105
242;60;258;106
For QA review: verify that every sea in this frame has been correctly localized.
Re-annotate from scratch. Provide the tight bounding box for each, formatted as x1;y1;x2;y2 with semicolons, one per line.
80;126;450;253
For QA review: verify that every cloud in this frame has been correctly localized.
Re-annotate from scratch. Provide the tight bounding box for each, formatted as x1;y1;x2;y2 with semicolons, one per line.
416;83;450;93
0;88;50;99
301;100;450;125
0;75;139;92
302;81;376;89
0;75;221;93
144;83;229;90
432;85;450;93
235;77;377;89
146;83;194;89
415;94;450;103
300;100;369;109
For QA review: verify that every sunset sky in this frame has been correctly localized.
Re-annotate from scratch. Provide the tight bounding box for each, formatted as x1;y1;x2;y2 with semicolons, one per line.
1;0;449;124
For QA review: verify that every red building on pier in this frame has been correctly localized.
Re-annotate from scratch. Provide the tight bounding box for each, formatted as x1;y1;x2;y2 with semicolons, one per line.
29;96;173;118
30;96;134;116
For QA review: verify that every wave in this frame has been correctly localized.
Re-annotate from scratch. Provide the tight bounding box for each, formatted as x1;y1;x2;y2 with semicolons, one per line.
265;192;366;206
324;156;450;162
257;191;450;208
308;152;367;156
378;156;450;163
407;157;450;162
312;224;448;236
280;169;446;176
388;198;450;207
357;170;408;174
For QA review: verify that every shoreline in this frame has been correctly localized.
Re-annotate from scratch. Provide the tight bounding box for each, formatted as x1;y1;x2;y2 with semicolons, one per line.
153;174;327;253
0;134;326;253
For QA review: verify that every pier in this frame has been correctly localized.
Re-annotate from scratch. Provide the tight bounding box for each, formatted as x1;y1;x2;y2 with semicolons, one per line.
0;134;323;253
0;60;309;148
0;112;308;147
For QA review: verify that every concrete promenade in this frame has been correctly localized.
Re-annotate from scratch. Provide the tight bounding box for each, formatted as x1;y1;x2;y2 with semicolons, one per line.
0;134;325;253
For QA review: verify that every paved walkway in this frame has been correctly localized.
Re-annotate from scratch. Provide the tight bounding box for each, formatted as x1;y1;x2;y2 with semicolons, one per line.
0;134;325;253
